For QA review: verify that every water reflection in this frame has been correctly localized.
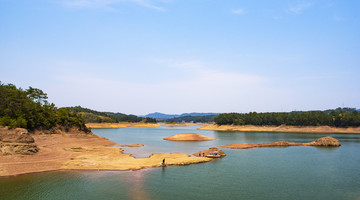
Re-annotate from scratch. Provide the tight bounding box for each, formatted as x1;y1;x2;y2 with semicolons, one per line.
126;169;152;200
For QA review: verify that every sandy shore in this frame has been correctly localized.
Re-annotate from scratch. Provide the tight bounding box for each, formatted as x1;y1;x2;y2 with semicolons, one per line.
0;134;212;177
86;123;160;129
198;124;360;134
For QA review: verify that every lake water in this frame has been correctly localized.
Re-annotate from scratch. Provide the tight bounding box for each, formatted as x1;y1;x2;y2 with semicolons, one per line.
1;125;360;200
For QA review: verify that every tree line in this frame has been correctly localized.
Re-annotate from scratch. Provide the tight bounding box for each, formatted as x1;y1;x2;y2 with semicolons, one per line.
214;108;360;127
66;106;157;123
0;82;88;131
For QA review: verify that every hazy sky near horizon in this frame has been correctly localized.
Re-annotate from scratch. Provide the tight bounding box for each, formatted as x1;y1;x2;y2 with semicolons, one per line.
1;0;359;115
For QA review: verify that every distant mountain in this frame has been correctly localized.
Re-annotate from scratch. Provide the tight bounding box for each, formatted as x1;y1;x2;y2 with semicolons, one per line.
179;112;220;117
142;112;179;119
142;112;220;119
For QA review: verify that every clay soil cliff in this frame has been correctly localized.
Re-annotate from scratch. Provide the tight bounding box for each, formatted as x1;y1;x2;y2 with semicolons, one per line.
198;124;360;134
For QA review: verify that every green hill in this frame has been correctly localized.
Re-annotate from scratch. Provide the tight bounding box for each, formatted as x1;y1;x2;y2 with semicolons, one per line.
65;106;157;123
0;82;88;132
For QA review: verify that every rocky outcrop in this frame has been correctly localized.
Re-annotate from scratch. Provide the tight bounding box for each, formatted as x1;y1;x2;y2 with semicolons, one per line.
0;143;39;155
193;147;226;157
0;126;39;155
164;133;216;141
220;136;341;149
304;136;341;147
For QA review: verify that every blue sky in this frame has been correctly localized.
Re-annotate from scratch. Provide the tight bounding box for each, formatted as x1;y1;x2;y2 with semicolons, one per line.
1;0;359;115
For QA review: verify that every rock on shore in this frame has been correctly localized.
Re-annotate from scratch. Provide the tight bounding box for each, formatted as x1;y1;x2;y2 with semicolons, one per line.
0;126;39;155
193;147;226;157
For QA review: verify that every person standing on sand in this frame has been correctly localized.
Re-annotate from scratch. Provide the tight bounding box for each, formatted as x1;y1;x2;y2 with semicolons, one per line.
162;158;165;165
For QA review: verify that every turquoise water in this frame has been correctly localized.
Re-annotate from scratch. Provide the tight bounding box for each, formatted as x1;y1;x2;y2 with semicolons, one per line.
1;126;360;200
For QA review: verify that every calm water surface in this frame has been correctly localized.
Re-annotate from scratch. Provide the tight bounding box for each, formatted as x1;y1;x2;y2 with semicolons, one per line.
1;125;360;200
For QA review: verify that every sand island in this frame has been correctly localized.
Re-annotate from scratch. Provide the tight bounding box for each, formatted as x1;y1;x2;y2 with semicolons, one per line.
164;133;217;141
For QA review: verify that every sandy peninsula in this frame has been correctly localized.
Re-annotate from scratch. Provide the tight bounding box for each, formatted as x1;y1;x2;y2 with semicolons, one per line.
220;136;341;149
0;128;212;177
198;124;360;134
164;133;216;141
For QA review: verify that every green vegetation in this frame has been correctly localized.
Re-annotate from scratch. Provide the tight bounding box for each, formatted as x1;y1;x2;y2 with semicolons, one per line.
164;115;217;123
66;106;157;123
0;82;89;131
215;108;360;127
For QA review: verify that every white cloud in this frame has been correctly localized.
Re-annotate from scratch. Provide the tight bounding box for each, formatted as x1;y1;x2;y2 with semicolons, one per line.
50;59;273;114
232;9;245;15
288;2;314;14
63;0;165;10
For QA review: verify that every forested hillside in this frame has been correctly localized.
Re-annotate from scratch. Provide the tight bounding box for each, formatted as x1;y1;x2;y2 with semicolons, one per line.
215;108;360;127
0;82;88;131
66;106;157;123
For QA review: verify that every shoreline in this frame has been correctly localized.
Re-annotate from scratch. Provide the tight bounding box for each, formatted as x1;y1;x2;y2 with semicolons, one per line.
85;122;207;129
0;133;212;177
197;124;360;134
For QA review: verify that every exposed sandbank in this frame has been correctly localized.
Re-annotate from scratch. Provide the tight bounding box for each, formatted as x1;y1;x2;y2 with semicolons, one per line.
164;133;217;141
198;124;360;134
220;136;341;149
0;132;212;177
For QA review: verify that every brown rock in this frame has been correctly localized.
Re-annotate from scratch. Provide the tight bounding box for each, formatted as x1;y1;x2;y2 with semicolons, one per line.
164;133;216;141
305;136;341;147
0;126;39;155
0;143;39;155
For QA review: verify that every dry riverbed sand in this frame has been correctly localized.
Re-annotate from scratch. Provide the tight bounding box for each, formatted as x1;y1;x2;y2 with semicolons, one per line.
0;133;212;177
